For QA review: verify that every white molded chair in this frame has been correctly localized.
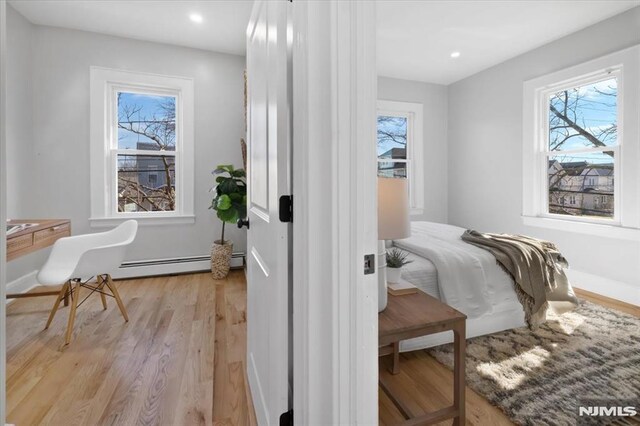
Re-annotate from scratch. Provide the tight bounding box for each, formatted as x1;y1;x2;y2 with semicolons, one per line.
38;220;138;345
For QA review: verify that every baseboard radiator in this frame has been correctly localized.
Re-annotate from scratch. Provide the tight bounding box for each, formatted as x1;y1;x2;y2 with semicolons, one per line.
111;253;246;279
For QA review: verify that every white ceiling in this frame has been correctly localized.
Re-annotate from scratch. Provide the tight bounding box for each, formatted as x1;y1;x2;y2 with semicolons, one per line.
377;0;640;85
9;0;254;56
9;1;640;85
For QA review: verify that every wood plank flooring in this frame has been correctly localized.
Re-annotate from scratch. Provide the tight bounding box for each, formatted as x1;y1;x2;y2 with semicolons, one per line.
379;287;640;426
6;270;256;426
6;271;637;426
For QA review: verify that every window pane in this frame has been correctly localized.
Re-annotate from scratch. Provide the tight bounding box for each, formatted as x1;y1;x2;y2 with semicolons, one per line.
377;115;407;159
118;154;176;212
548;77;617;151
118;92;176;151
548;151;614;218
378;161;407;178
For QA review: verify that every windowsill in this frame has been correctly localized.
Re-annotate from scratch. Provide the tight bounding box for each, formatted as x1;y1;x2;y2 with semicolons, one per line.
90;214;195;228
410;208;424;216
522;215;640;241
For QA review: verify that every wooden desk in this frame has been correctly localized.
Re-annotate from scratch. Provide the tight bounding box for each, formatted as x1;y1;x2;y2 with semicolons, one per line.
379;289;467;426
6;219;71;301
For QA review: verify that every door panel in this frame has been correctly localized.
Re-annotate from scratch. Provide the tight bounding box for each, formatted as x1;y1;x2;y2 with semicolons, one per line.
248;14;269;212
246;1;291;424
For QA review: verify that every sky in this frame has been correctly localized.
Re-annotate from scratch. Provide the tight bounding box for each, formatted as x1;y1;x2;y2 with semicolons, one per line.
377;116;407;158
118;92;176;150
548;77;617;166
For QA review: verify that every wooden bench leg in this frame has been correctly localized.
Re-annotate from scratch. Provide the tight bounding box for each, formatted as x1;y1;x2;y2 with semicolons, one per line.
452;321;466;426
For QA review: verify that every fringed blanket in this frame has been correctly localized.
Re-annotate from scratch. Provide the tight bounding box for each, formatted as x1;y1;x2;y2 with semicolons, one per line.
461;230;578;328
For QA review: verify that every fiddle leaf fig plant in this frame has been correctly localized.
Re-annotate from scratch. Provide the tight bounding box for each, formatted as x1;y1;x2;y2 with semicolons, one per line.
210;164;247;244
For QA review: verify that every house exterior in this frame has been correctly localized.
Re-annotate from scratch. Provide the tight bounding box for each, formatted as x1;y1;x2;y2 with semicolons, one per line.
548;160;614;217
118;142;176;212
378;147;407;178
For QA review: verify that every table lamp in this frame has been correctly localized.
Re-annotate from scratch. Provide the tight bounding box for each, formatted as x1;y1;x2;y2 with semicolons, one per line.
378;176;411;312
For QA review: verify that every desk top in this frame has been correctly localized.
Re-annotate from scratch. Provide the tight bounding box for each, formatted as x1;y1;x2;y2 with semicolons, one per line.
7;219;70;240
379;289;466;341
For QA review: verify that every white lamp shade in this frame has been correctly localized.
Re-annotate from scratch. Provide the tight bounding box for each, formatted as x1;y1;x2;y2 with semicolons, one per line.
378;177;411;240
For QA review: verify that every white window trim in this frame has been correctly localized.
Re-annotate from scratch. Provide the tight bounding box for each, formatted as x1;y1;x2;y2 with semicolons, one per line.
377;100;424;215
89;67;195;227
522;45;640;239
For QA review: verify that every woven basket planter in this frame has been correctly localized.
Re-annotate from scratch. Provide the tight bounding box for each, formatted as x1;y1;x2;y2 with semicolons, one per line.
211;240;233;280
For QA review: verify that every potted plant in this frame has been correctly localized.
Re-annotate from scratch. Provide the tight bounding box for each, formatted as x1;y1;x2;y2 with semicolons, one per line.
386;247;412;284
209;164;247;279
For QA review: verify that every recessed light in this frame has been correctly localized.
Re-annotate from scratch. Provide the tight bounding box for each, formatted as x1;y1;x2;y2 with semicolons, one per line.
189;13;203;23
450;51;461;58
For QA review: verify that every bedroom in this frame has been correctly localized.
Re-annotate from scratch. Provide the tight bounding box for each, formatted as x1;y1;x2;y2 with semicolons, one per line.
0;1;638;425
376;2;639;424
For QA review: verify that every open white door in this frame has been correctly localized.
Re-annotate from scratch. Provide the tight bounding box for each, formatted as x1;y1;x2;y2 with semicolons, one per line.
245;1;292;424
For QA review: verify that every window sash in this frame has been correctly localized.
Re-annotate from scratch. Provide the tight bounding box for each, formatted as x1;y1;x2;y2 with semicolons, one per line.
542;146;619;223
111;152;178;215
109;86;182;217
377;100;424;214
377;111;412;162
377;111;416;209
538;70;621;224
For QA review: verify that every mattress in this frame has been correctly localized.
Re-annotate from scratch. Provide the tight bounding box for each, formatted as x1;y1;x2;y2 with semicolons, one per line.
392;221;527;351
401;251;440;300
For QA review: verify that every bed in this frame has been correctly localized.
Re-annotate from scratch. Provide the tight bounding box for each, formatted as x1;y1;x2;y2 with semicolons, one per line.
393;221;527;351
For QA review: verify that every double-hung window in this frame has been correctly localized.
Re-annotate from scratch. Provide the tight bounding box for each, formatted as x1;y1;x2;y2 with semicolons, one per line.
377;100;424;214
545;75;619;220
523;46;640;239
90;67;194;226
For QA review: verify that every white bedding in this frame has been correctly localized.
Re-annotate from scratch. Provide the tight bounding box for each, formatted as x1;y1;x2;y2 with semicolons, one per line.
401;252;440;300
393;221;526;350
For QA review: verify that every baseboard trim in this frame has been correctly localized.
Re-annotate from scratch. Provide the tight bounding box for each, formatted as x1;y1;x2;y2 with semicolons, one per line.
6;254;246;297
567;269;639;306
111;253;246;279
6;271;39;304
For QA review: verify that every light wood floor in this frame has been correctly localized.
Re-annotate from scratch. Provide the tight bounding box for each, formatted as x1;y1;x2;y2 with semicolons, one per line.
379;287;640;426
7;273;638;426
6;270;256;426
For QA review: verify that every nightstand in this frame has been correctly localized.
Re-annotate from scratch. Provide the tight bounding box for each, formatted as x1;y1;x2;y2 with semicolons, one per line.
379;289;467;425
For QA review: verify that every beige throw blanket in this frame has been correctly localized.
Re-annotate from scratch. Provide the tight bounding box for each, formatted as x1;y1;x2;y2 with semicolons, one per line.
461;230;578;328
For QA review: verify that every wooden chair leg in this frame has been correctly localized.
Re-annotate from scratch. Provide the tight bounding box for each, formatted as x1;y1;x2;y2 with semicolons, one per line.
97;275;107;310
64;281;81;345
105;275;128;322
45;282;69;330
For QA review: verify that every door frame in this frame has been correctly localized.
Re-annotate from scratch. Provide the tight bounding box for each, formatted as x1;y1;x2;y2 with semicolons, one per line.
292;1;378;423
0;0;8;423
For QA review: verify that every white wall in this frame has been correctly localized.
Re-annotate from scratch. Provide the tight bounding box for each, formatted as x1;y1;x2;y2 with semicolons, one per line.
378;76;448;223
6;4;32;219
448;8;640;291
6;9;247;283
5;4;47;284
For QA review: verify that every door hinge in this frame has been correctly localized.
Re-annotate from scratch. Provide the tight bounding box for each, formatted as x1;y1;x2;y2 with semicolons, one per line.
280;409;293;426
279;195;293;223
364;254;375;275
